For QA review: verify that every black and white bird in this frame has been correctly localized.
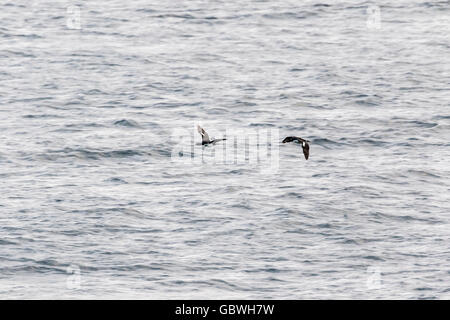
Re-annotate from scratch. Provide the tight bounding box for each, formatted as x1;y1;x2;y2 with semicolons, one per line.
282;136;310;160
197;125;226;145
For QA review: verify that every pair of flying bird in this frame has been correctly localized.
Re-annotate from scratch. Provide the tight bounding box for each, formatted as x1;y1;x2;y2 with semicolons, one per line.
197;125;310;160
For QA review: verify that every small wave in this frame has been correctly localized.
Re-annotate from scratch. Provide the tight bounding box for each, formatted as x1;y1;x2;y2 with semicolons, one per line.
234;100;257;107
363;255;385;261
312;173;330;178
3;48;35;57
136;8;156;13
311;138;343;148
153;102;186;108
154;14;196;19
84;89;108;95
370;212;442;224
409;121;438;128
341;239;359;245
359;139;387;146
11;96;53;103
420;1;450;9
62;122;105;129
355;99;380;107
289;68;306;72
282;192;303;199
0;265;67;275
316;223;332;229
285;227;310;234
45;148;144;160
0;239;17;245
432;115;450;120
249;123;276;127
313;3;331;7
113;119;140;127
393;119;438;128
12;33;43;39
105;177;128;184
23;114;63;119
262;11;317;20
407;169;441;179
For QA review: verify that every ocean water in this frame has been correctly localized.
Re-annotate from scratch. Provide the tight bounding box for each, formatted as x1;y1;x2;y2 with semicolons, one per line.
0;0;449;299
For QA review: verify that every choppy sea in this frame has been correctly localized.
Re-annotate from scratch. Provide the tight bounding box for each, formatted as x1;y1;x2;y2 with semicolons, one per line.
0;0;449;299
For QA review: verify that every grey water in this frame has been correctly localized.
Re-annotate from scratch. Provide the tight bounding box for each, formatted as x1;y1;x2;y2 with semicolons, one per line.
0;0;449;299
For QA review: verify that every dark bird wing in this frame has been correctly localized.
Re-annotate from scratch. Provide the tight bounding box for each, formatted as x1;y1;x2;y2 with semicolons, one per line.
302;141;310;160
197;125;210;144
282;136;298;143
211;138;227;144
282;136;306;144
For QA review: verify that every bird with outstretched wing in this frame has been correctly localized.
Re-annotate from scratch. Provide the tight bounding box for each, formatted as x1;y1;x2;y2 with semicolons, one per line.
282;136;310;160
197;125;226;145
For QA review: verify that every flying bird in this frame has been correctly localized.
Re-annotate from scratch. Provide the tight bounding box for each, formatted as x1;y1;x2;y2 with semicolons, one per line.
197;125;226;145
282;136;310;160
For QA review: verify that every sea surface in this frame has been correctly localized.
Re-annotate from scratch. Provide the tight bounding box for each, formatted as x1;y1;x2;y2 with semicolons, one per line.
0;0;449;299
